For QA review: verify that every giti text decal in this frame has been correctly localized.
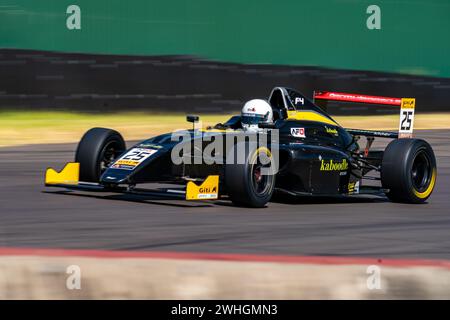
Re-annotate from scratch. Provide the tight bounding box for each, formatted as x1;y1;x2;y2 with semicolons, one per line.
198;185;218;199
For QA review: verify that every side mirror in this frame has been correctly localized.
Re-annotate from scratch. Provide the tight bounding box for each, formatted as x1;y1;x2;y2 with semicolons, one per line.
186;115;199;123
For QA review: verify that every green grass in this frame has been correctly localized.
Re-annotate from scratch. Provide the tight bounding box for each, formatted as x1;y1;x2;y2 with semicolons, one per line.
0;111;233;147
1;110;450;147
0;111;228;127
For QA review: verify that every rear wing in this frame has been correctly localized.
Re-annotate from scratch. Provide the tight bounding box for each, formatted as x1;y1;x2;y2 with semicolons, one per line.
313;91;415;139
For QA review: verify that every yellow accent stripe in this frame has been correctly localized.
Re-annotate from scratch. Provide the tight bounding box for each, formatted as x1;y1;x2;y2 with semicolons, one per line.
287;111;339;126
45;162;80;185
413;168;436;199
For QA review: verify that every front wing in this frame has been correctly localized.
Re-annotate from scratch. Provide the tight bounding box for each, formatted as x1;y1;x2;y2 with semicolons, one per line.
45;162;219;201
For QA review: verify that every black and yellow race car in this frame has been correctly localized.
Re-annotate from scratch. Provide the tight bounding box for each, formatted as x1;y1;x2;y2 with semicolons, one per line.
45;87;436;207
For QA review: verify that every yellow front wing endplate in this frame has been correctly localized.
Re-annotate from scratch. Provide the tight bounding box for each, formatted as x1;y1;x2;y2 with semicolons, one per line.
45;162;80;185
186;175;219;200
45;162;218;200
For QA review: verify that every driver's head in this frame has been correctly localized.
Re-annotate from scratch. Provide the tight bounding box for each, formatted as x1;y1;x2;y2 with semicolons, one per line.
241;99;273;132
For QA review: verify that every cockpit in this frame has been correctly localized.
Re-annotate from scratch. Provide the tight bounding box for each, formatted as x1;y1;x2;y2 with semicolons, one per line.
268;87;320;120
212;87;334;130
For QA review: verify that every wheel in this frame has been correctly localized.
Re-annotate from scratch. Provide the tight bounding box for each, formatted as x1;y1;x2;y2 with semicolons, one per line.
224;142;276;207
381;138;436;203
75;127;126;182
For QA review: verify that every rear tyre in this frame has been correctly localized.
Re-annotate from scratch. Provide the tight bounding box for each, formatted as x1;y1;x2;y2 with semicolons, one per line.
381;138;436;203
225;142;276;207
75;127;126;182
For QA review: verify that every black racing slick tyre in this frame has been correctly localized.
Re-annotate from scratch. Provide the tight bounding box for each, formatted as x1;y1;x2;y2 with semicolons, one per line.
224;142;276;208
381;138;436;203
75;127;126;182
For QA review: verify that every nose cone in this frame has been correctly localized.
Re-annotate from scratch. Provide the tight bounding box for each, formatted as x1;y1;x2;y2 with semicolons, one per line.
100;168;131;184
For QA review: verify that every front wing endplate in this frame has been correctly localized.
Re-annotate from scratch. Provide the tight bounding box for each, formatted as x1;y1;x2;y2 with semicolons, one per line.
186;175;219;200
45;162;80;185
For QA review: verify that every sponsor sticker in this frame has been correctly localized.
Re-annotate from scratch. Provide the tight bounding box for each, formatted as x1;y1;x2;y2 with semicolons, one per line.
196;185;219;199
186;176;219;200
138;143;163;149
398;98;415;138
291;127;306;138
320;159;348;171
111;148;158;170
294;97;305;106
348;181;360;194
325;126;338;135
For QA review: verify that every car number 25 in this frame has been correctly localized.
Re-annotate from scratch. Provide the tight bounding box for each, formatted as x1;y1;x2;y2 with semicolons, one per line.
121;148;157;162
400;110;414;131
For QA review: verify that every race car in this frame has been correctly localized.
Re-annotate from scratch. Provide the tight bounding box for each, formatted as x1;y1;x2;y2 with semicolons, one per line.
45;87;437;207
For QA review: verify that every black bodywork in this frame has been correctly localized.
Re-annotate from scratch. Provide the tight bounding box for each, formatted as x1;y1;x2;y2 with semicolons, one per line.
98;87;394;198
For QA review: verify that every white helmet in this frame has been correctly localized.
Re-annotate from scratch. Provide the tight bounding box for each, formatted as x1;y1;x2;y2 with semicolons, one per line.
241;99;273;132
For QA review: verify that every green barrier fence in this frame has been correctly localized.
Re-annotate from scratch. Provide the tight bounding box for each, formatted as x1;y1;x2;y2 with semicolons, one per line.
1;0;449;78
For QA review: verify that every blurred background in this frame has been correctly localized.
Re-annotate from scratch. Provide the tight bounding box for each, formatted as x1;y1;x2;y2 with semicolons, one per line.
1;2;450;300
1;0;449;115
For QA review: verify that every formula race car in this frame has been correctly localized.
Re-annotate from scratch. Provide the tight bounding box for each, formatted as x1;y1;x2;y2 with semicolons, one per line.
45;87;437;207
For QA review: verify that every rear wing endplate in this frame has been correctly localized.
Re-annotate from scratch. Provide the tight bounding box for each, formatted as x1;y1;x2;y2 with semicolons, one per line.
313;91;415;138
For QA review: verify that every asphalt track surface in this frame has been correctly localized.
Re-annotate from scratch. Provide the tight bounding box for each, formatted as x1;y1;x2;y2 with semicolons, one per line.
1;130;449;260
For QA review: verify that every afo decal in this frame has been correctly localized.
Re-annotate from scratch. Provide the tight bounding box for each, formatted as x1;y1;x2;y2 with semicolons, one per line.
291;127;306;138
111;148;158;170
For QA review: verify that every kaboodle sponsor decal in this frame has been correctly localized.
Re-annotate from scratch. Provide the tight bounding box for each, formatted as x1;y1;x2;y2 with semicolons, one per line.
320;159;348;171
325;126;338;135
198;185;218;199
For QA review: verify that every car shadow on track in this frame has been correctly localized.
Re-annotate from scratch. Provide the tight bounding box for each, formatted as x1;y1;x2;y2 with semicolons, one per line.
270;193;390;205
209;194;389;208
42;190;214;208
42;190;389;209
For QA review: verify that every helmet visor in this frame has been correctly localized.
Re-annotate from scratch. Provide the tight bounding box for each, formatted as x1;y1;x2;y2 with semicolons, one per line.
241;112;269;125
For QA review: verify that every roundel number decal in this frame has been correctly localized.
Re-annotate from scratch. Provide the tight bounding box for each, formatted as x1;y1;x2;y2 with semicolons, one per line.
111;148;158;170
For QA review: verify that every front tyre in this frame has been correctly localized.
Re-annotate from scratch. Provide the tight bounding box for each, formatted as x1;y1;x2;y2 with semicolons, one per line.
225;142;276;207
75;127;126;182
381;139;436;203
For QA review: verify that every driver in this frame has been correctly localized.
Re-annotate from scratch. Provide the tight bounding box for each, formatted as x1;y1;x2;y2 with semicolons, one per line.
240;99;273;132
